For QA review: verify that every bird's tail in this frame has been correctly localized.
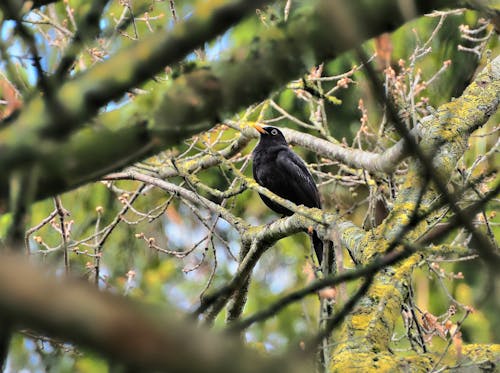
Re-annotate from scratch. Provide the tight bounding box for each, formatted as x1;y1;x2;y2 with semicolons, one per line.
312;230;323;265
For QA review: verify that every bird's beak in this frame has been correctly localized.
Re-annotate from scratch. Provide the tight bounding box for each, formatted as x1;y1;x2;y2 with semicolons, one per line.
251;122;268;134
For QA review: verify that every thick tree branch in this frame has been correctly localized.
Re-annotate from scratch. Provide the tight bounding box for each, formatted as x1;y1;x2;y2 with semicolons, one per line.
328;55;499;369
0;254;313;372
0;0;271;173
282;127;421;174
367;53;500;265
0;0;469;204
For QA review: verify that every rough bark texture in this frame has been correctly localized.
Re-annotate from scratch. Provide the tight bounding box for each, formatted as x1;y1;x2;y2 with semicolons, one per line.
329;54;500;372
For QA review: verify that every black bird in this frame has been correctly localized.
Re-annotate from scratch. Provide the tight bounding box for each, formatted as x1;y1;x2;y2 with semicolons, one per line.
251;123;323;264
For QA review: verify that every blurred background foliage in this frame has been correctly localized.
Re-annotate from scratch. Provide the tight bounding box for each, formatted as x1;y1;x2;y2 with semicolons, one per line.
0;0;498;371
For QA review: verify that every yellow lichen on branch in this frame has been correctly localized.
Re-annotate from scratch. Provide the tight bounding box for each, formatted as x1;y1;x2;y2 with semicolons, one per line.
329;55;499;371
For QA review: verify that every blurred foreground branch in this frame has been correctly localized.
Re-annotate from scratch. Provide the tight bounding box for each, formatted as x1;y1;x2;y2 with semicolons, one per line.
0;0;475;204
0;254;313;372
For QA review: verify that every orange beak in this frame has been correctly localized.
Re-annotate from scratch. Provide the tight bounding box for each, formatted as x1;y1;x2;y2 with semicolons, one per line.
251;122;268;134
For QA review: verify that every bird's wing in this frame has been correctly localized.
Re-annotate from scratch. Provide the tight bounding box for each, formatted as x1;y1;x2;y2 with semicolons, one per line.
275;149;321;208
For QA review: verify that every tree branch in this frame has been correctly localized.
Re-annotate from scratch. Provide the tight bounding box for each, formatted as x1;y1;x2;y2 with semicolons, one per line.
0;254;313;372
104;170;248;233
0;0;467;204
282;127;421;174
0;0;271;172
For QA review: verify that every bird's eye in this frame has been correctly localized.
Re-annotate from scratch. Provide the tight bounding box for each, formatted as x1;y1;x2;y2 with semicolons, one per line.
271;129;278;135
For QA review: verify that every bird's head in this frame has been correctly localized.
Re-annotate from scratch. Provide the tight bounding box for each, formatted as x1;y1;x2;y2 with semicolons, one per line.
251;123;287;145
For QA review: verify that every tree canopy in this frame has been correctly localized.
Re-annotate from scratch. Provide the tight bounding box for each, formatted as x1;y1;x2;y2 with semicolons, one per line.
0;0;499;372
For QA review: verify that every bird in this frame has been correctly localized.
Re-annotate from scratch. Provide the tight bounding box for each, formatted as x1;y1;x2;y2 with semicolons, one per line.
251;123;323;264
